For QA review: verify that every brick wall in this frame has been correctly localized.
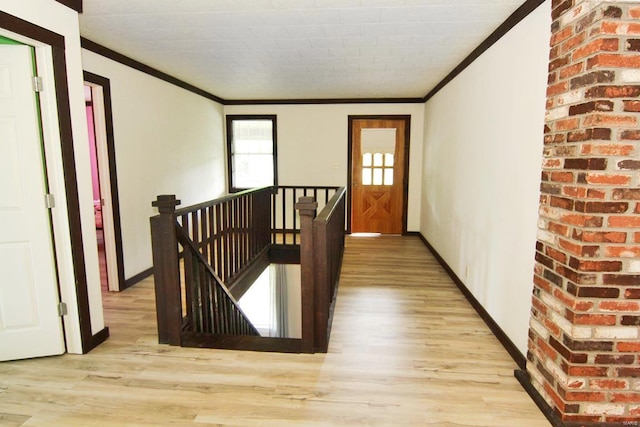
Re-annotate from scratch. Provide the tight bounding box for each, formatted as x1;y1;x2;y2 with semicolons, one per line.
528;0;640;424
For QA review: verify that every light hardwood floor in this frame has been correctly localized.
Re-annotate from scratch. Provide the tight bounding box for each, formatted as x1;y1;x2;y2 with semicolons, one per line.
0;235;550;426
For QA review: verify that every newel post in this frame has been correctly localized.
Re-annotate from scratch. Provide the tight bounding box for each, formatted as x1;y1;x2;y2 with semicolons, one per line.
150;195;181;345
296;196;318;353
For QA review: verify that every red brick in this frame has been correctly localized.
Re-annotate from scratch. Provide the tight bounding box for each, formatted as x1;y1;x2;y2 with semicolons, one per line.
586;174;631;185
551;171;575;182
624;100;640;112
561;390;606;402
599;301;640;311
609;216;640;227
603;274;640;286
573;285;619;298
568;128;612;142
573;260;622;272
631;7;640;19
561;213;602;227
583;113;637;127
552;26;574;46
581;144;635;156
611;393;640;403
625;288;640;299
551;0;573;21
573;39;620;60
574;230;626;243
562;31;587;53
534;274;553;293
618;342;640;352
538;337;559;359
635;232;640;243
543;158;563;168
545;382;568;412
617;367;640;377
556;117;581;131
562;186;587;198
544;317;563;337
613;188;640;201
605;246;640;257
574;201;628;214
559;63;584;79
585;85;640;98
546;246;568;263
588;54;640;69
586;189;606;199
548;81;569;97
595;354;636;364
590;379;628;390
550;53;570;71
621;316;640;325
619;130;640;141
550;196;574;210
568;366;608;377
566;158;608;170
573;314;616;325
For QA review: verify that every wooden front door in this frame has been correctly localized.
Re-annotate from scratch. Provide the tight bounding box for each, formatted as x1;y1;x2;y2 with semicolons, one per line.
350;117;409;234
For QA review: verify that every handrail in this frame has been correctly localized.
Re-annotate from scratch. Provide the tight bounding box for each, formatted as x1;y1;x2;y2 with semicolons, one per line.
174;186;273;216
315;187;346;222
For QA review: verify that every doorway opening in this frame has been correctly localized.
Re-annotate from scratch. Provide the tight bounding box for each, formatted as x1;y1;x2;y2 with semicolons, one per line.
83;73;125;292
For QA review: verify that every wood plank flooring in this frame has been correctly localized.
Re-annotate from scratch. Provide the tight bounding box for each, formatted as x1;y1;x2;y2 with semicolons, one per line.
0;235;549;426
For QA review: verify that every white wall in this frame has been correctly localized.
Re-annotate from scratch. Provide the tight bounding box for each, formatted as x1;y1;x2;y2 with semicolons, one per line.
1;0;105;351
421;2;551;355
82;51;227;279
225;103;425;231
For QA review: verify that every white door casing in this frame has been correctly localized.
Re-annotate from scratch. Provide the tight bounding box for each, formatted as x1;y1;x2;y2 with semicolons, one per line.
0;45;65;361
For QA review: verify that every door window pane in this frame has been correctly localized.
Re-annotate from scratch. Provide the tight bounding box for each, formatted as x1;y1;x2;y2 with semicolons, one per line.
362;168;372;185
363;152;372;167
384;168;393;186
373;168;383;185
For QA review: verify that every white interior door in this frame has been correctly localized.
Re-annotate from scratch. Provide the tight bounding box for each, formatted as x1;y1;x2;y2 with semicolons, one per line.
0;44;65;361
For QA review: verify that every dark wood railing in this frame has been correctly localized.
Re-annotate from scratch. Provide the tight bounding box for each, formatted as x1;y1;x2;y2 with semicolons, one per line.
177;225;260;338
176;187;272;285
297;187;346;352
271;186;339;246
150;186;346;353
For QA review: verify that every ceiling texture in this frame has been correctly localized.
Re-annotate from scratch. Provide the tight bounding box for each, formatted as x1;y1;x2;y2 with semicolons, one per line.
79;0;528;101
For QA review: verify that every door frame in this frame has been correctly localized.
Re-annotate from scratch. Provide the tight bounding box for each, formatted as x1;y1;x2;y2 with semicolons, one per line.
347;115;411;235
83;71;126;292
1;11;108;353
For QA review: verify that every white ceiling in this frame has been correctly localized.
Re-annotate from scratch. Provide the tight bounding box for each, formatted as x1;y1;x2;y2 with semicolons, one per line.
79;0;526;101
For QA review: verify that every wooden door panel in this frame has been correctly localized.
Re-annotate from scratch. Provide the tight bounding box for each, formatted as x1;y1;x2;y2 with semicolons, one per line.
351;118;407;234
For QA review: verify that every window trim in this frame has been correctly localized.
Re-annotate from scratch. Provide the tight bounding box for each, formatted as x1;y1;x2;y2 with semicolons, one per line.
226;114;278;193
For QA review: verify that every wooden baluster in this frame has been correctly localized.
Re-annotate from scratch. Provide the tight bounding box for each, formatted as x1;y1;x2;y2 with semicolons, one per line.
208;206;215;267
215;204;223;281
296;196;317;353
150;194;182;345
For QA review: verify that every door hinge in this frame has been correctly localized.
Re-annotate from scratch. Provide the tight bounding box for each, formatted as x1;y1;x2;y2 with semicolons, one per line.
58;302;68;317
45;193;55;209
32;76;44;93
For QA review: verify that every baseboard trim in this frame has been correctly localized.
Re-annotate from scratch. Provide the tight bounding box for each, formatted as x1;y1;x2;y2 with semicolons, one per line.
416;233;527;370
123;267;154;290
